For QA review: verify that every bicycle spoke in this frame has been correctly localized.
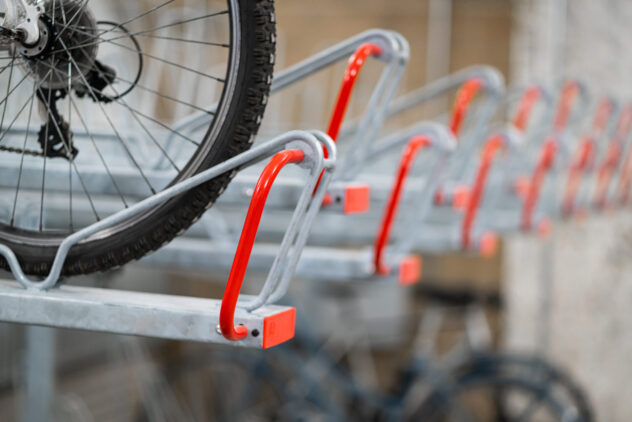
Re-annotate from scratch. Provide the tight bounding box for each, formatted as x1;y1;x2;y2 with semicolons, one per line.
71;26;229;48
71;159;100;223
95;0;176;39
39;72;54;232
109;101;201;147
0;71;34;111
10;84;37;226
55;23;226;83
53;10;229;55
56;38;157;194
67;94;128;208
0;0;240;244
36;55;201;151
111;74;215;116
67;61;73;230
53;0;91;40
131;33;229;48
38;54;205;147
32;81;101;227
72;44;182;171
514;388;550;422
0;53;17;134
0;83;38;145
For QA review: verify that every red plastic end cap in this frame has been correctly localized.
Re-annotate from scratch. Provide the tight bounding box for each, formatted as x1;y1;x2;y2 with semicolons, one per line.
479;232;499;258
514;176;530;199
398;255;422;285
434;189;445;205
322;193;333;207
537;218;552;239
574;207;589;223
262;308;296;349
344;184;370;214
452;185;471;210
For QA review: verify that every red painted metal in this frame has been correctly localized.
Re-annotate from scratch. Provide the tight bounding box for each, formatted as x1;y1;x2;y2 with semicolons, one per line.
461;135;505;249
616;142;632;205
433;78;484;207
561;137;595;216
595;105;632;208
326;42;383;142
220;149;305;341
513;86;543;132
450;78;484;136
373;135;431;275
315;42;382;193
591;98;614;136
553;81;581;132
521;139;558;231
561;98;614;216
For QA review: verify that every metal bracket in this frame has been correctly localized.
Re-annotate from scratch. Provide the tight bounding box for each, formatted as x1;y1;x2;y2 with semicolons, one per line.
0;130;336;348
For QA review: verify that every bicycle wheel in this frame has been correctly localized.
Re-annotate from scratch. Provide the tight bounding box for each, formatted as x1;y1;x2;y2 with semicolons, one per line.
406;354;591;421
0;0;275;275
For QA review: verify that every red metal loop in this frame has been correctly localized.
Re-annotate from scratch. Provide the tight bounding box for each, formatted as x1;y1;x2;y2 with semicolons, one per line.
326;42;383;143
616;144;632;205
594;143;622;208
561;98;614;215
595;105;632;208
373;135;431;275
314;42;382;194
521;139;558;231
219;149;305;341
615;104;632;139
461;134;505;249
561;137;595;216
591;98;614;136
513;86;543;133
553;81;580;132
450;78;484;136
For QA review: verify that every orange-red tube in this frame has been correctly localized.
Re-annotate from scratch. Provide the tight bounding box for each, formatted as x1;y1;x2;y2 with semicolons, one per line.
219;149;305;341
461;135;505;249
521;139;558;231
449;78;484;136
513;86;543;133
373;136;430;275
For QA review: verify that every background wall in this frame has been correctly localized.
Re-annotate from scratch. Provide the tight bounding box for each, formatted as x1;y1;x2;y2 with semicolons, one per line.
506;1;632;420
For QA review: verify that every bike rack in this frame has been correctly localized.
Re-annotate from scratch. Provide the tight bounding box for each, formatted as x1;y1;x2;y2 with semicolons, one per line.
145;121;456;285
595;104;632;208
0;130;336;349
174;29;409;217
364;72;508;256
560;97;617;216
140;30;435;285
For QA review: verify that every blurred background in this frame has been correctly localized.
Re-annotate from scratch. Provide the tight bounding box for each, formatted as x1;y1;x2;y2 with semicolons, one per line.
1;0;631;420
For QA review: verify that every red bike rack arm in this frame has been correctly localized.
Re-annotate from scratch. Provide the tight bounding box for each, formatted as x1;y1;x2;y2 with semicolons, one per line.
518;81;584;230
326;42;383;143
513;86;543;133
561;138;594;216
511;86;546;199
315;42;382;202
433;78;485;208
616;143;632;205
595;105;632;208
449;78;484;136
521;138;558;231
461;134;505;250
220;149;305;341
553;81;582;132
591;98;615;137
561;98;614;215
373;135;431;276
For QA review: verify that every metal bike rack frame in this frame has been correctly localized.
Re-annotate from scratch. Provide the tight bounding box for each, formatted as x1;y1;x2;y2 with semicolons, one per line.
0;130;336;349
